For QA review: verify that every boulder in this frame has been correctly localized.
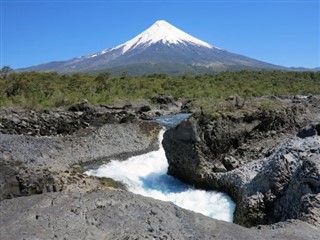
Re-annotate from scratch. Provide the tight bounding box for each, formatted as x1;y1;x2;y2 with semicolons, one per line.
68;100;95;113
139;105;152;113
223;156;240;171
151;94;174;105
230;136;320;227
297;124;318;138
180;99;193;113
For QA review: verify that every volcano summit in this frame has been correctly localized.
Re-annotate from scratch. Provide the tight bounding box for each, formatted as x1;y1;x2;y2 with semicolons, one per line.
20;20;283;74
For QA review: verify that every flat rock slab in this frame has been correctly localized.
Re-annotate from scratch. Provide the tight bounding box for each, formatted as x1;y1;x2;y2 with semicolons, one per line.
1;190;319;240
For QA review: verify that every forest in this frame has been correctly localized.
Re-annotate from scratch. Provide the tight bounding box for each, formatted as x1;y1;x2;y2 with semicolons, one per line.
0;68;319;109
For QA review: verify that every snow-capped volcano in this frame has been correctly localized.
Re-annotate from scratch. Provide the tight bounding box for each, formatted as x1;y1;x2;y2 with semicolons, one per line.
87;20;215;59
20;20;284;74
113;20;214;53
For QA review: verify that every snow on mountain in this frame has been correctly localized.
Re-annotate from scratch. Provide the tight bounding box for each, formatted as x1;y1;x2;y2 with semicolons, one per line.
19;20;285;74
87;20;215;59
113;20;214;54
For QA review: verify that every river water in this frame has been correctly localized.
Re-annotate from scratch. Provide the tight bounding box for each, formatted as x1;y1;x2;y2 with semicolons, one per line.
86;114;235;222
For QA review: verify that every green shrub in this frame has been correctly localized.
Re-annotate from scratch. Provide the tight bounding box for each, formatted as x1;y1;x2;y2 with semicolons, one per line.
0;70;319;109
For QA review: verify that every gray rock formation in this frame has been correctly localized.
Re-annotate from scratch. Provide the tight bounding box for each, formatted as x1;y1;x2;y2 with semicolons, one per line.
1;99;320;239
1;190;319;240
0;100;188;202
0;117;161;200
219;130;320;227
164;98;319;175
163;104;320;227
0;122;160;170
0;100;181;137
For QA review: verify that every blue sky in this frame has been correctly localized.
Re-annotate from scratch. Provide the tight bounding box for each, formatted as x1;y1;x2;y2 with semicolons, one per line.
1;0;319;69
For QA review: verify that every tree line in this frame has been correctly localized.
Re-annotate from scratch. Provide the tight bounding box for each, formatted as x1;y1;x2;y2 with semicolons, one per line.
0;66;319;109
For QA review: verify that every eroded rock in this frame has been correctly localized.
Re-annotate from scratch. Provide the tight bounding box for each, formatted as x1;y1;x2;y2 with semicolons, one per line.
0;118;161;201
163;101;320;228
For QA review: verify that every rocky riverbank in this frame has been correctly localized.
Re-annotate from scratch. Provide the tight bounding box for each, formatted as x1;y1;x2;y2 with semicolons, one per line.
0;101;165;201
0;96;184;136
1;96;320;239
163;96;320;228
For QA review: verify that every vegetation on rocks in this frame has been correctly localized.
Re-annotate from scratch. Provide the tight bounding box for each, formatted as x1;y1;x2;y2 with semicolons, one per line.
97;177;126;189
0;68;319;109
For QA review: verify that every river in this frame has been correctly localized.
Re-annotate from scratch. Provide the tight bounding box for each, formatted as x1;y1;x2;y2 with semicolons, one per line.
86;114;235;222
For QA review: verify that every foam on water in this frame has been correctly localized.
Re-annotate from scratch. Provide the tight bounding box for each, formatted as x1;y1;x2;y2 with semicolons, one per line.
86;128;235;222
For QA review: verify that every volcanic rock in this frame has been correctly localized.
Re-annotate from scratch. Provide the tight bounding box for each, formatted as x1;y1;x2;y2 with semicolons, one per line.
163;98;320;227
1;190;319;240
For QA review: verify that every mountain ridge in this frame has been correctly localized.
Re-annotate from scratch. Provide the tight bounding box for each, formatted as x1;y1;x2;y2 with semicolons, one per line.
19;20;287;74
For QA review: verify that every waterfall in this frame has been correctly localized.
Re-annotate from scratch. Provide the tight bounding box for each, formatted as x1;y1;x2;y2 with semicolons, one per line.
86;125;235;222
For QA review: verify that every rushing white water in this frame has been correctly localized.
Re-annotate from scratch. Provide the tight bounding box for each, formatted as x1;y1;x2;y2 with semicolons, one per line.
86;128;236;222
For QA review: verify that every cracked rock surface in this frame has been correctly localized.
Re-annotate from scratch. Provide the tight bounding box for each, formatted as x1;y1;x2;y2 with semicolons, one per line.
1;190;319;240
